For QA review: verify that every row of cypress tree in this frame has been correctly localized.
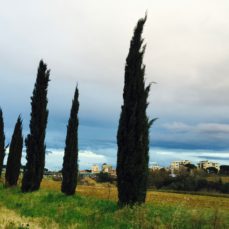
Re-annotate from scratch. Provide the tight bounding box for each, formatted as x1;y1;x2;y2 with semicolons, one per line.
0;15;153;205
21;61;50;192
0;60;79;196
0;110;23;186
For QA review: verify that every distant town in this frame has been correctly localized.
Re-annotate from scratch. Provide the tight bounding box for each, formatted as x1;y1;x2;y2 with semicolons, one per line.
154;160;221;173
35;159;227;181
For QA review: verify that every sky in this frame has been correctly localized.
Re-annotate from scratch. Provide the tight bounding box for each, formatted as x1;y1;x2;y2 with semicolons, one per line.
1;0;229;170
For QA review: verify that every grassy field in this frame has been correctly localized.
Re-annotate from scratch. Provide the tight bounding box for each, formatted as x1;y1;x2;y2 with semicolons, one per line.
0;179;228;228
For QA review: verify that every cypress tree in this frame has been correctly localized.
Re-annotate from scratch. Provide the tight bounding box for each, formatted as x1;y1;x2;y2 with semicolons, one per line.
117;15;155;206
0;108;5;177
21;60;50;192
61;86;79;195
5;116;23;187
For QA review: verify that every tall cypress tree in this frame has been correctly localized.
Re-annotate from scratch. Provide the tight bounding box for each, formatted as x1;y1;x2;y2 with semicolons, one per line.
5;116;23;187
21;60;50;192
61;86;79;195
117;15;155;206
0;108;5;177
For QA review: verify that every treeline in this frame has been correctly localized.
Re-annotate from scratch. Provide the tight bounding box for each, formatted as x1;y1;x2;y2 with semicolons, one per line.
0;15;152;206
148;168;229;194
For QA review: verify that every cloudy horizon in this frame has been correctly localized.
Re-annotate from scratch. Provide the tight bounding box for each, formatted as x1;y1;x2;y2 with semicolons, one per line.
1;0;229;170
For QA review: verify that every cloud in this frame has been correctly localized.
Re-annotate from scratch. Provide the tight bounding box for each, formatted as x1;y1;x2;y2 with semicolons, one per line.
1;0;229;160
149;122;229;151
163;122;192;132
197;156;229;161
18;149;108;171
197;123;229;134
47;149;108;171
163;122;229;134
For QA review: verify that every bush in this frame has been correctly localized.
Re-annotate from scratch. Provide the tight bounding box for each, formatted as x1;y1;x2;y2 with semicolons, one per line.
148;169;227;193
79;177;96;186
97;172;113;183
206;167;218;174
220;165;229;175
221;183;229;194
148;169;173;189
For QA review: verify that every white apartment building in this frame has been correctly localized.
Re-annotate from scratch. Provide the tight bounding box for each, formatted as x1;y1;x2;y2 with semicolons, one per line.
102;163;112;173
197;160;220;171
151;163;162;171
91;164;100;173
170;160;191;171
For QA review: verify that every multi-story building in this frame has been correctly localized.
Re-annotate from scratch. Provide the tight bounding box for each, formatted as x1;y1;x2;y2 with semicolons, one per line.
151;163;162;171
110;169;117;178
197;160;220;171
170;160;191;171
91;164;100;173
79;169;94;178
102;163;112;173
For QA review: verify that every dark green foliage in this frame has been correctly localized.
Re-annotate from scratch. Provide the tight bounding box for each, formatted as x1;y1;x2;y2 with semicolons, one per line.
206;167;218;174
0;108;5;177
5;116;23;186
61;86;79;195
148;169;229;193
219;165;229;175
21;60;50;192
221;183;229;193
148;169;172;189
117;15;154;206
97;172;113;183
183;163;197;171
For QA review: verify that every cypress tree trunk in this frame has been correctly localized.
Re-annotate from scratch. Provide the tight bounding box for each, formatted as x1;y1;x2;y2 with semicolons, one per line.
61;86;79;195
117;15;155;206
21;60;50;192
0;108;5;177
5;116;23;187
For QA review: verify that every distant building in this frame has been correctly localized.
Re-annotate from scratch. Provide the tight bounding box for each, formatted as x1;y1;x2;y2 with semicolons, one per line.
151;163;162;171
170;160;191;171
102;163;112;173
110;169;117;178
197;160;220;171
52;173;62;181
79;170;94;178
91;164;100;173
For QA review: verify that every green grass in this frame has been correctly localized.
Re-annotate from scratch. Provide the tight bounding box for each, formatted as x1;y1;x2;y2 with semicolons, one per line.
0;184;228;229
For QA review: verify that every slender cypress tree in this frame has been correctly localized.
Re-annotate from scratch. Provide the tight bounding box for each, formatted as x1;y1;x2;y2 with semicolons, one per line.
61;86;79;195
117;15;155;206
21;60;50;192
5;116;23;187
0;108;5;177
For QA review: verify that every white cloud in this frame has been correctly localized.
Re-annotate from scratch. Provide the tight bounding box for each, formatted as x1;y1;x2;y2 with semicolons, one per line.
79;150;107;167
44;149;107;171
1;0;229;123
163;122;229;135
163;122;191;132
197;123;229;134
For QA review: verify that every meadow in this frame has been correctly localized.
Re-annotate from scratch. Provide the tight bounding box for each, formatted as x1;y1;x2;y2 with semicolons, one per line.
0;178;228;229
